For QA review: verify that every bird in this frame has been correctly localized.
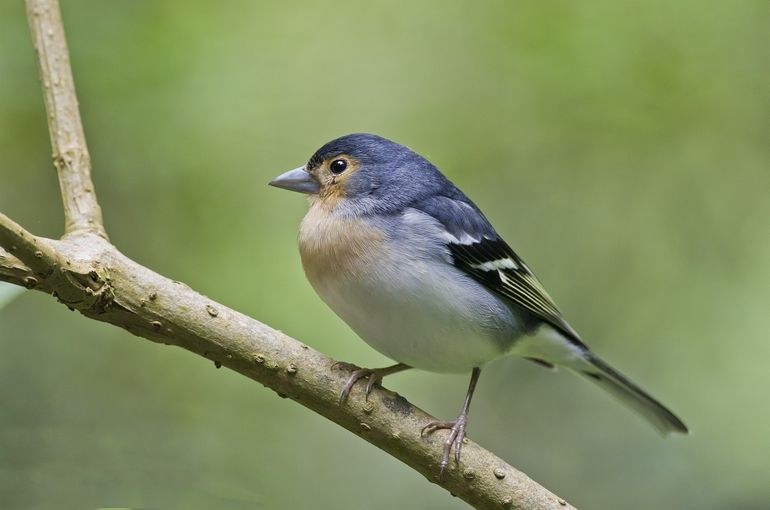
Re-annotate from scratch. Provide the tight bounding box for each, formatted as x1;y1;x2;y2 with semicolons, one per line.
269;133;688;477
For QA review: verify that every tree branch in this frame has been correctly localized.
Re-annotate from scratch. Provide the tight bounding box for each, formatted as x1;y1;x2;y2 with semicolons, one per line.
0;212;57;274
0;247;34;287
4;1;578;509
26;0;106;239
0;232;574;510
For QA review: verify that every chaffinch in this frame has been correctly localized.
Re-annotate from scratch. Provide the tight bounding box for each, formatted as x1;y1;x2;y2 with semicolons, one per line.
270;133;687;476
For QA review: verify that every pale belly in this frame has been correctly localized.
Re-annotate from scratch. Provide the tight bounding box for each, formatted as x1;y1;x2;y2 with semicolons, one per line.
306;256;526;373
298;203;528;372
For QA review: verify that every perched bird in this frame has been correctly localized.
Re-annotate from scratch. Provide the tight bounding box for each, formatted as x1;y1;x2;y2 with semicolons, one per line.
270;133;688;476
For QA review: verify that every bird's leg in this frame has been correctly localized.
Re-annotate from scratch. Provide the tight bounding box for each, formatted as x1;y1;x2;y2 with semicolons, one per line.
334;362;411;403
421;367;482;479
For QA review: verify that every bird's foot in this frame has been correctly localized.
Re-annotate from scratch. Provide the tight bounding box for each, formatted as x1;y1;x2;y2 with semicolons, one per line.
337;366;382;403
421;414;468;480
333;362;410;404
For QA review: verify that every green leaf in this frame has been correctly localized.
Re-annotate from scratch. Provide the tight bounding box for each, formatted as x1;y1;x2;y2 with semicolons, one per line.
0;282;24;310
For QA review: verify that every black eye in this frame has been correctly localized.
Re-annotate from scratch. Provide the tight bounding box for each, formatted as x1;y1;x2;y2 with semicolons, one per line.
330;159;348;174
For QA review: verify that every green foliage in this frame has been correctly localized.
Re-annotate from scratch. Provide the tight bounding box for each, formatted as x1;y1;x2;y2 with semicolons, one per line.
1;1;768;509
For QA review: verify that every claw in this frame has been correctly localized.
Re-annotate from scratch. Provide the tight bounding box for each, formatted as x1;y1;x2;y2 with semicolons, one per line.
420;367;481;481
421;420;453;437
332;361;359;372
338;368;381;404
365;374;379;396
334;362;410;405
421;417;467;480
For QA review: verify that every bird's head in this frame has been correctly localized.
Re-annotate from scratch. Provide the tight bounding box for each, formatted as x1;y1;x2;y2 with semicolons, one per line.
269;133;448;214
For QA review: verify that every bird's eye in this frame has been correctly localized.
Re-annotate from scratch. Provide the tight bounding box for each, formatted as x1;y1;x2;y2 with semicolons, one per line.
330;159;348;174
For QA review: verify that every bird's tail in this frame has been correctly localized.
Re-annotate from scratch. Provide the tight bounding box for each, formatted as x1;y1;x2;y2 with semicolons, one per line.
577;353;689;435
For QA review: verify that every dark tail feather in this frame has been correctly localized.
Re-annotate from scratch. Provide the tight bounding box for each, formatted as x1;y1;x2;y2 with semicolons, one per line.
580;354;689;435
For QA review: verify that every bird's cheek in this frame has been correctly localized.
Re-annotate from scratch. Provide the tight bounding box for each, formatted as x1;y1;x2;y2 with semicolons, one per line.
318;182;347;209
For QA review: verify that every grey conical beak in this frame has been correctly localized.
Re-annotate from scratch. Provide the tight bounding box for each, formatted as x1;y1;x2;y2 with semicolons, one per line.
268;166;320;194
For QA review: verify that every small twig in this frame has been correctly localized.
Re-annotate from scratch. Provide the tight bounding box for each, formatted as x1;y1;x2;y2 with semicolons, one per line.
0;212;55;273
0;247;34;287
26;0;106;239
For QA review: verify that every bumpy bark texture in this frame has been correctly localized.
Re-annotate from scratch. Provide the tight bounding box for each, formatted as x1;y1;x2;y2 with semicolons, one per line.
0;2;578;509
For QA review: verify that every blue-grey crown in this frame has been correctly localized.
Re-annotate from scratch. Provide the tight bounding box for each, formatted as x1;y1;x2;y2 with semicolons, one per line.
307;133;465;215
307;134;409;169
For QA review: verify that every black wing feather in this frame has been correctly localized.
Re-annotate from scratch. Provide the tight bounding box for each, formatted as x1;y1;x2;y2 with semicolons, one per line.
448;237;583;344
411;195;583;344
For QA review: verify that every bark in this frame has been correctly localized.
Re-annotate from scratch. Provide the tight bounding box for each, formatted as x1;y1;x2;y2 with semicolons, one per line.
27;0;106;238
0;247;33;287
0;2;578;509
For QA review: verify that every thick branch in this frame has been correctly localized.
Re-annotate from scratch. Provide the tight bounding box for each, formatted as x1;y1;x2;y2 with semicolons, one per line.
6;233;576;510
26;0;106;238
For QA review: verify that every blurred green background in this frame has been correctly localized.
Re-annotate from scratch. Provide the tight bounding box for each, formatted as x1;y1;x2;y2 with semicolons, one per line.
1;1;768;508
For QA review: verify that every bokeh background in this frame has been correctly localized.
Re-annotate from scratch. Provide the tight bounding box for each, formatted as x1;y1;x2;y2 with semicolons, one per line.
1;1;768;508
